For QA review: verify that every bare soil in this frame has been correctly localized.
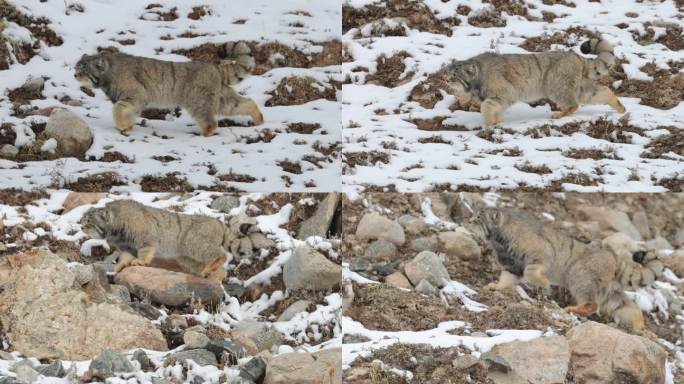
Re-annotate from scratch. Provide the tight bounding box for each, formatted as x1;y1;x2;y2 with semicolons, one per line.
366;52;414;88
265;76;336;107
342;0;458;36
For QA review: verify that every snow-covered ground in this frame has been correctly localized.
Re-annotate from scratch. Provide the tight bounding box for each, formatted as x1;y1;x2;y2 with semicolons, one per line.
0;0;341;192
342;0;684;193
0;192;341;382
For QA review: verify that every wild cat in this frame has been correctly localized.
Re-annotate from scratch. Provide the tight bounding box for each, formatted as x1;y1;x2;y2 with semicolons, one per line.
74;41;263;136
444;38;625;126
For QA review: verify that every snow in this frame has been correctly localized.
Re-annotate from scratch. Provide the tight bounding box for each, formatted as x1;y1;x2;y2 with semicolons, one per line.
0;0;341;192
342;0;684;193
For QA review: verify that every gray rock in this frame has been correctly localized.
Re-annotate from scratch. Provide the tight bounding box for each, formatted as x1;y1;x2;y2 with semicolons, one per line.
415;279;437;295
452;355;480;370
356;213;405;245
398;214;429;235
297;193;339;239
183;330;210;349
349;257;371;272
15;363;39;384
133;349;153;372
110;284;131;302
89;349;135;379
363;240;398;261
283;246;341;291
371;261;396;276
163;314;189;333
0;144;18;158
167;349;218;367
205;339;245;363
264;348;341;384
484;336;569;384
240;357;266;382
223;282;246;298
438;230;481;261
22;77;44;94
578;206;642;241
130;301;162;320
277;300;312;322
231;322;283;355
35;360;65;378
248;232;275;249
211;195;240;213
410;236;438;252
385;271;412;289
403;251;450;287
44;108;93;157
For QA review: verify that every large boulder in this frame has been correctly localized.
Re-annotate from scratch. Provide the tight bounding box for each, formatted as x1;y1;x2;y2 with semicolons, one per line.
297;193;339;239
43;108;93;157
0;250;167;360
484;336;569;384
264;348;341;384
283;246;341;291
566;321;666;384
577;206;642;241
355;213;405;245
115;266;224;307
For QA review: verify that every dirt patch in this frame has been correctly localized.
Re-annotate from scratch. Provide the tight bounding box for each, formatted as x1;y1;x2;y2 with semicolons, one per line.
641;130;684;159
63;172;124;192
0;123;16;146
143;4;178;21
7;79;44;104
346;284;449;331
277;160;302;175
88;151;134;163
615;69;684;110
548;173;600;189
344;151;390;170
410;117;469;132
187;5;210;20
342;0;458;36
216;172;257;183
632;23;684;51
655;176;683;192
287;122;321;134
140;172;192;192
468;7;506;28
140;108;180;120
366;52;413;88
265;76;336;107
0;189;48;205
562;147;622;160
173;40;341;76
524;117;645;144
483;0;529;18
0;2;63;46
346;343;491;384
515;162;552;174
418;135;452;145
520;26;597;52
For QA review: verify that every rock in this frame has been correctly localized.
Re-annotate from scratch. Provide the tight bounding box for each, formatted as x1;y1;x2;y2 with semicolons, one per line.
577;220;601;235
210;195;240;213
410;236;438;252
163;314;189;333
566;321;666;384
415;279;437;295
282;246;341;291
0;250;167;360
631;210;651;240
0;144;18;158
646;237;673;252
363;239;398;261
44;108;93;157
240;357;267;382
35;360;65;378
452;355;480;370
14;363;39;384
438;230;481;261
62;192;104;212
223;282;246;298
115;266;223;307
110;284;131;302
356;213;405;246
297;193;339;239
398;214;429;236
673;227;684;248
205;339;245;364
349;257;371;272
133;349;153;372
403;251;450;287
484;336;569;384
278;300;312;321
22;77;44;94
385;271;412;289
167;349;218;367
231;322;283;355
89;349;135;379
264;348;341;384
371;261;396;276
663;250;684;276
183;330;210;349
578;206;642;241
249;232;275;249
130;301;162;320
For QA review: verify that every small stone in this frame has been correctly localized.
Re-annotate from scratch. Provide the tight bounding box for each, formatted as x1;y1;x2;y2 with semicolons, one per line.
15;363;39;383
356;213;405;245
210;195;240;213
415;279;437;295
163;314;189;333
482;355;511;373
89;349;135;379
239;357;267;382
363;239;398;261
183;330;210;349
385;271;412;289
438;230;481;261
110;284;131;302
263;348;341;384
403;251;450;287
410;236;438;252
205;339;246;364
231;322;283;355
398;214;429;235
371;261;396;276
167;349;217;367
297;193;340;239
130;301;162;320
350;257;371;272
35;360;65;378
0;144;18;158
282;246;341;291
44;108;93;157
223;282;246;298
452;355;480;370
248;232;275;249
133;349;153;372
22;77;44;94
485;336;569;384
277;300;312;322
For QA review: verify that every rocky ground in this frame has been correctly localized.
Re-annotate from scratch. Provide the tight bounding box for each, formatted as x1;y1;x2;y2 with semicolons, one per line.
0;192;342;383
0;0;341;192
342;0;684;193
342;192;684;383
